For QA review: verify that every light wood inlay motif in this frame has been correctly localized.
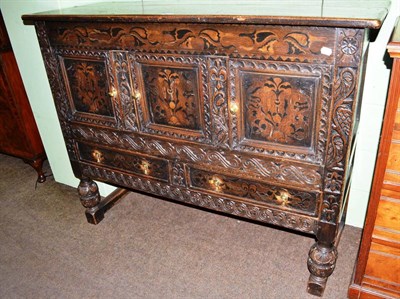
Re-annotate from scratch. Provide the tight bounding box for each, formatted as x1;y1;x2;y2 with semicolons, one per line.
142;65;200;130
63;58;114;117
242;72;316;147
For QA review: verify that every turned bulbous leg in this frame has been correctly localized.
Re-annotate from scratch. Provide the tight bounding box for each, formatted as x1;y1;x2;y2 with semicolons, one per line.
78;178;101;209
307;242;338;296
77;178;103;224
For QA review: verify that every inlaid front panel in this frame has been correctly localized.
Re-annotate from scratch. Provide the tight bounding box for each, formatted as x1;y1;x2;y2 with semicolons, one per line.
230;59;332;163
142;65;201;130
63;58;113;116
58;49;121;128
131;53;213;143
189;167;319;215
243;72;317;147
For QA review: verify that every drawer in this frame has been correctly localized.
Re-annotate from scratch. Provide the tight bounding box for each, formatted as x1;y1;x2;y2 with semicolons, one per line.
375;190;400;232
77;142;169;182
188;166;319;216
364;242;400;291
71;124;324;191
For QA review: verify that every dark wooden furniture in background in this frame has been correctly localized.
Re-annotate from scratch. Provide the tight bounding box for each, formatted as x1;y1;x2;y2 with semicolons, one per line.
23;1;390;296
348;18;400;299
0;11;46;183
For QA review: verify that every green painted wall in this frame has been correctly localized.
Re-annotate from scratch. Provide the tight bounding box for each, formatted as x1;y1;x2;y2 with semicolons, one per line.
1;0;399;227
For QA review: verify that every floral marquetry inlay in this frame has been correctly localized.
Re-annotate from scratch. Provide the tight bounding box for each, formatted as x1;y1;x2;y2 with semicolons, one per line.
63;58;114;117
142;66;200;130
48;22;336;63
243;73;317;147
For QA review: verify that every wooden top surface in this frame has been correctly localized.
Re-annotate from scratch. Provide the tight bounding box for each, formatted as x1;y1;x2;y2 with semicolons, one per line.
22;0;390;29
388;17;400;57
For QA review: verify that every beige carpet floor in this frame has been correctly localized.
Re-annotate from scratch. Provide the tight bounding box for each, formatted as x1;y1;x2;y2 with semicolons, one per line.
0;153;361;299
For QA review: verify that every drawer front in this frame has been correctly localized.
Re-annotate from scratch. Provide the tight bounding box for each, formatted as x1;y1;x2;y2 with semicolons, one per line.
77;142;169;182
188;166;319;216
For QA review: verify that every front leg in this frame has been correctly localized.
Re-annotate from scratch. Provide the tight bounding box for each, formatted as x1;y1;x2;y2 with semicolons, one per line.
307;222;338;296
77;178;102;224
77;177;129;224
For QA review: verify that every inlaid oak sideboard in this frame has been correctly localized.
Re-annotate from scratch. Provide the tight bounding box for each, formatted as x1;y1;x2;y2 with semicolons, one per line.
23;1;390;296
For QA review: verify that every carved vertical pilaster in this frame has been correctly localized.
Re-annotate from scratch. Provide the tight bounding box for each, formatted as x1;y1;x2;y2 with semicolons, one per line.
308;28;366;296
208;57;229;148
112;51;139;131
322;28;365;224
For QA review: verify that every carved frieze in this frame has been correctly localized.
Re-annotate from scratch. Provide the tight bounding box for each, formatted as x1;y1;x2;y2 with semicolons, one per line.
48;22;336;63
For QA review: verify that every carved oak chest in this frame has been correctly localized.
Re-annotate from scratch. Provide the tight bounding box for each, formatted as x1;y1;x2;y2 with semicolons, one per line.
23;1;389;296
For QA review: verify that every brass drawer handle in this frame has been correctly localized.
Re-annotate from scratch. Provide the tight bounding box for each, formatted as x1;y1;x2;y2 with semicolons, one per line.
92;150;104;163
209;175;224;191
277;190;290;206
140;161;150;175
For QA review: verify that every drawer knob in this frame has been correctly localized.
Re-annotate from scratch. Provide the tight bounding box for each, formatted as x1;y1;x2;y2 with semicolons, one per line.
92;150;104;163
230;102;239;113
210;175;224;191
108;87;117;98
133;90;141;100
278;191;290;206
141;161;150;175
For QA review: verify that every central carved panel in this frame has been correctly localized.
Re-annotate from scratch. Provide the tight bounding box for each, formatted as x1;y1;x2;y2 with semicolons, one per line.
242;72;316;147
142;65;201;131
